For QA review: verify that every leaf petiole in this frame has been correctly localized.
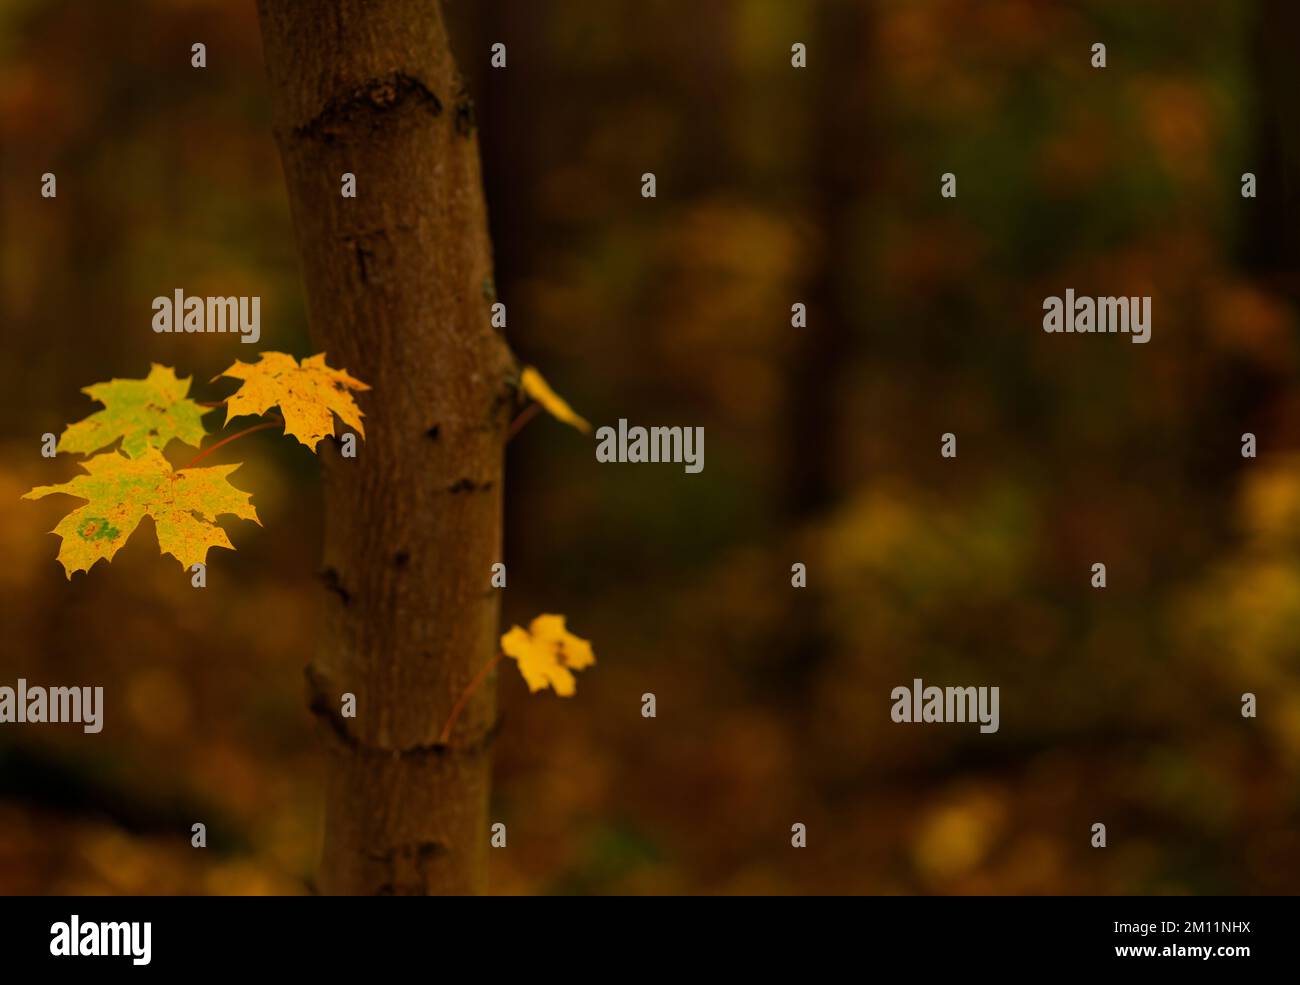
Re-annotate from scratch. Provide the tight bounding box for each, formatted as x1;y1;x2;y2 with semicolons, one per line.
507;402;541;441
182;415;284;470
439;651;504;745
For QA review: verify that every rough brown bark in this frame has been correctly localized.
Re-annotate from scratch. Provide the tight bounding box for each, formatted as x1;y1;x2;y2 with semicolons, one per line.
256;0;514;895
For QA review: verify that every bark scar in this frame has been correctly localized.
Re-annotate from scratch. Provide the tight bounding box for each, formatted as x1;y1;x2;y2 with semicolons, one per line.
341;229;393;285
448;477;493;494
305;664;503;759
293;72;443;144
318;566;352;605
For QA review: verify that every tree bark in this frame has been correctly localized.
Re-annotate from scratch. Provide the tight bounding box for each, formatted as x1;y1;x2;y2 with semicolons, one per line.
256;0;514;895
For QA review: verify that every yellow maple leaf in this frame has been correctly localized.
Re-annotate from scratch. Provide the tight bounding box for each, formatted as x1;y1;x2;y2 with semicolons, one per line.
520;366;590;433
22;448;259;577
59;363;208;458
501;614;596;696
216;351;369;450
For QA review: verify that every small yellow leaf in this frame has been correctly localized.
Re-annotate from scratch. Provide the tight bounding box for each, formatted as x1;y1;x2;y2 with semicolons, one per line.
500;614;596;697
22;448;259;577
520;366;590;433
217;351;369;451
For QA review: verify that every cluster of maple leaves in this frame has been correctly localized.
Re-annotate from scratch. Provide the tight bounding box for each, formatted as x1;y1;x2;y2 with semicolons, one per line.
24;353;367;578
24;354;596;699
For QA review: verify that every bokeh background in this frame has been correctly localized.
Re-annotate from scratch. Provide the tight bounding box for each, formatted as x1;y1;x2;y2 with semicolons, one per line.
3;0;1300;894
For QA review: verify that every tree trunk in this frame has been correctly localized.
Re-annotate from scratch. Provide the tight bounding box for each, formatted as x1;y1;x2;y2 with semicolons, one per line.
773;0;876;694
1244;0;1300;294
256;0;514;895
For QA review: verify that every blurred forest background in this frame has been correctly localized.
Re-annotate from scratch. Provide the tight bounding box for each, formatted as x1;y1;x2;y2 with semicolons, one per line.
2;0;1300;894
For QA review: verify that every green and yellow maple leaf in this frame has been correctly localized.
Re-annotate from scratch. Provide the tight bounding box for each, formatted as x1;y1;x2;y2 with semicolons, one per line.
216;351;369;450
22;448;259;577
58;363;208;458
501;614;596;696
520;366;590;433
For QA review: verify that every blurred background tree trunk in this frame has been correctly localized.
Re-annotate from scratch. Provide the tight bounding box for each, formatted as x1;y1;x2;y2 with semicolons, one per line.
775;0;877;693
256;0;514;895
786;0;875;522
1244;0;1300;293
